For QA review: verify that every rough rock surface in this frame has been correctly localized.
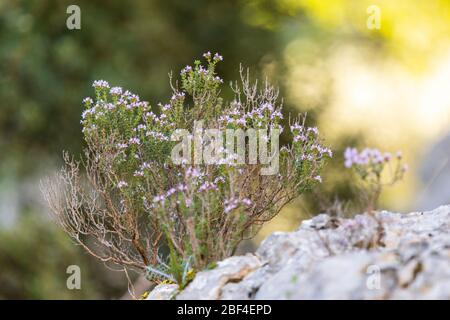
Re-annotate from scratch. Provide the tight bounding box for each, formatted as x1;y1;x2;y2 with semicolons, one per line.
147;205;450;300
146;284;178;300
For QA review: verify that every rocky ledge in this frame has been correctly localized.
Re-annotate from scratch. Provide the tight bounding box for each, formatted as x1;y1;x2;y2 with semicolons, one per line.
147;205;450;300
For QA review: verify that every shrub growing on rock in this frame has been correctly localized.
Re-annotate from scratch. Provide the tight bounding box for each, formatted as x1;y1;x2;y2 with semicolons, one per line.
42;53;331;286
344;147;408;212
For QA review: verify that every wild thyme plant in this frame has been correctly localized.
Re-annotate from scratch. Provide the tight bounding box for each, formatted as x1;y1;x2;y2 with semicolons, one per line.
344;147;408;212
43;52;332;286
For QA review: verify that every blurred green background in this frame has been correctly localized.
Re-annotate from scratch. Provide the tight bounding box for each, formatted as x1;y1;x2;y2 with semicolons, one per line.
1;0;450;299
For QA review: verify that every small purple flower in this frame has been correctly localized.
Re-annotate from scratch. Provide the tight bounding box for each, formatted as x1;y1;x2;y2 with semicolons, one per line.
92;80;110;89
186;167;203;178
214;176;225;184
181;65;192;75
290;124;304;132
198;182;218;192
137;124;147;131
145;111;156;119
383;152;392;162
82;97;93;106
171;92;185;101
270;110;283;120
260;102;274;112
153;195;165;203
117;181;128;189
213;53;223;62
161;104;171;112
110;86;123;96
344;147;358;168
224;199;238;213
166;187;177;196
345;147;406;171
203;51;212;59
133;170;144;177
323;147;333;158
197;66;208;75
129;137;140;145
141;162;151;170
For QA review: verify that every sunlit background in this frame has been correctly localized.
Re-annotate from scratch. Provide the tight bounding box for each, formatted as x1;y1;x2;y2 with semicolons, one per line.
1;0;449;299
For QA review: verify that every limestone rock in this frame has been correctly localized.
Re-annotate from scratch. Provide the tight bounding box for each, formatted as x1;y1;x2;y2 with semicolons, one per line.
148;205;450;300
176;254;262;300
146;283;178;300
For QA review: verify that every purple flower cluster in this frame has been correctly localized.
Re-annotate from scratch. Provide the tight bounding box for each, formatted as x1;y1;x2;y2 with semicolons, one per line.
202;51;212;59
92;80;109;89
181;52;223;87
82;81;149;122
224;197;252;214
145;130;169;142
186;166;204;179
287;120;332;185
152;183;188;204
110;86;123;96
170;92;185;102
82;97;93;106
198;181;219;192
218;101;283;131
180;65;193;75
311;143;333;158
290;122;332;159
117;181;128;189
248;102;283;122
213;53;223;62
344;147;400;168
133;170;144;177
132;161;154;178
82;81;180;167
197;65;208;76
202;51;223;62
81;105;97;120
290;124;318;137
129;137;140;145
